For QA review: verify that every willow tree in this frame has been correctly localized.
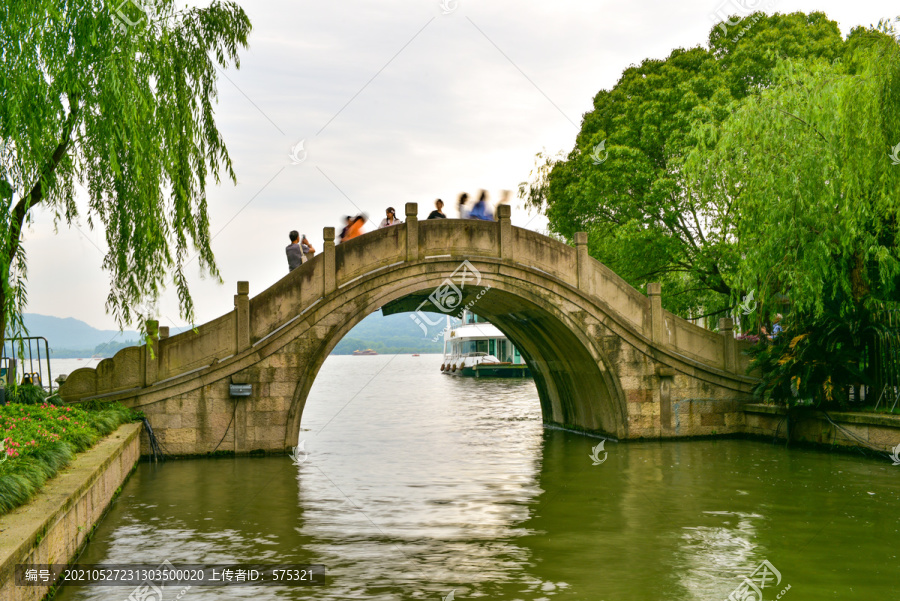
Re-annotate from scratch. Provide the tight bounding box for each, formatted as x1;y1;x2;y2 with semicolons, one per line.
520;12;846;319
686;24;900;317
0;0;251;341
686;24;900;404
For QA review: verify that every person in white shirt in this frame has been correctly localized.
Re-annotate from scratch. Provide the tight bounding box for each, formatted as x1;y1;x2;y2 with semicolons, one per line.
457;192;469;218
379;207;402;228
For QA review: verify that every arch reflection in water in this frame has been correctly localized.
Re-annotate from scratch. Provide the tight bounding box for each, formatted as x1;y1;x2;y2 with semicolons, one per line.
295;354;545;599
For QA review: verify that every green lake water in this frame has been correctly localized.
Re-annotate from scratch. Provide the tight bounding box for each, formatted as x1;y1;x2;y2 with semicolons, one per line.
54;354;900;600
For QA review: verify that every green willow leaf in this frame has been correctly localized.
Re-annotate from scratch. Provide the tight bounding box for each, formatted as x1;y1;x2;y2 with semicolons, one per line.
0;0;251;339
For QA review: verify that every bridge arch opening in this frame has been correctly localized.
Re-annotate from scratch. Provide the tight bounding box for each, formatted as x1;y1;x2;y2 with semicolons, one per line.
284;270;628;448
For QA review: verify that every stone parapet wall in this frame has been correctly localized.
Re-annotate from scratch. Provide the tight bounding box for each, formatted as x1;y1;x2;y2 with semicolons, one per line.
0;423;142;601
743;404;900;452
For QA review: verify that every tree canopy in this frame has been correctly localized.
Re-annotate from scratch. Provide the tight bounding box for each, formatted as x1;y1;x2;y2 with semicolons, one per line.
687;26;900;318
521;12;850;320
0;0;251;338
521;11;900;405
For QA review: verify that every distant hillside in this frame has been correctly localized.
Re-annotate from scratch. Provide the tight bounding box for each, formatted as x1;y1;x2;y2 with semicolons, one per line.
10;311;450;358
331;311;455;355
12;314;141;356
9;314;190;358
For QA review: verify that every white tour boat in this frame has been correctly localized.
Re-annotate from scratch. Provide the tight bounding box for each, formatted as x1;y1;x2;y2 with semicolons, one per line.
440;311;531;378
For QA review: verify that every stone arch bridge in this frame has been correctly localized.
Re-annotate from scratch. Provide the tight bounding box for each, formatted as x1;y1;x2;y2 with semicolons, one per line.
59;204;756;455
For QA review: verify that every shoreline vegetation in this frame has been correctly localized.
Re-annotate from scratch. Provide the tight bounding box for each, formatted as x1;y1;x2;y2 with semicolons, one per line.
0;391;137;515
49;339;140;359
523;12;900;410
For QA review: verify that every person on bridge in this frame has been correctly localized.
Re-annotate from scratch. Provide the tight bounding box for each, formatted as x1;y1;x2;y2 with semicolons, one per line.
769;314;783;340
760;314;784;341
286;230;307;272
457;192;470;218
468;190;493;221
339;216;352;243
379;207;402;228
344;214;367;241
301;234;316;260
427;199;446;219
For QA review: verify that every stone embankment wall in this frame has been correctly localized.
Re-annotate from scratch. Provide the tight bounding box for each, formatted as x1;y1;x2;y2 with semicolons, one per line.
0;422;142;601
742;404;900;452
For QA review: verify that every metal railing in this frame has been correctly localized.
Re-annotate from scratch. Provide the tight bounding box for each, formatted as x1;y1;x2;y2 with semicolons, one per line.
1;337;54;393
871;303;900;412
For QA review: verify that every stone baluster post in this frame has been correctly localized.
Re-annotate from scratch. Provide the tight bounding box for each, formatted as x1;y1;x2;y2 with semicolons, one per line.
144;319;159;386
648;282;664;345
235;281;250;353
575;232;588;289
718;317;736;373
157;326;169;380
323;227;336;294
405;202;419;262
498;204;512;260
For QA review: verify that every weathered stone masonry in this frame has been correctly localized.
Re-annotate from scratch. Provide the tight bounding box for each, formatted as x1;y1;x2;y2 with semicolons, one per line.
59;204;757;454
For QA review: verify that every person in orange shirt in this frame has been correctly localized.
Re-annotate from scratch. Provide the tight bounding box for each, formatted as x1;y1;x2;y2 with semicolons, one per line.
343;214;367;241
339;216;352;243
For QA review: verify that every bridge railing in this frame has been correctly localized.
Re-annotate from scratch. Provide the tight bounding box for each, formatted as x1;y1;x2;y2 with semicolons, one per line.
334;221;408;285
158;311;235;380
249;248;325;343
573;232;649;333
509;226;578;287
418;216;499;259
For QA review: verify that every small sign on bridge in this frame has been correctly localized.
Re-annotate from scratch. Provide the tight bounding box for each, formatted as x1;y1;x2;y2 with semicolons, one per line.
229;384;252;397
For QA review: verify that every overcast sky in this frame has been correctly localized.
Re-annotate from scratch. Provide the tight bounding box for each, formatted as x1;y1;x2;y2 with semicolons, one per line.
23;0;898;333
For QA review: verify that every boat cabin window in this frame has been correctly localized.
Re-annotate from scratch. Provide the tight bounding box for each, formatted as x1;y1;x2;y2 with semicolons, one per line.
498;339;511;363
461;340;490;355
463;312;487;325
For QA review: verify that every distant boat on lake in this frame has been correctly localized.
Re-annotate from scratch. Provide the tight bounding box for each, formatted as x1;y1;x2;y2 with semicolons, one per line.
352;349;378;356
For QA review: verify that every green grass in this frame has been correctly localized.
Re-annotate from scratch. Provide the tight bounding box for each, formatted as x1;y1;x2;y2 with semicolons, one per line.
4;383;50;405
0;399;137;515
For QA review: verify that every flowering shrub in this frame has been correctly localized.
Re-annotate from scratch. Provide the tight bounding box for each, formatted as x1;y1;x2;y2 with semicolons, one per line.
0;401;137;514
